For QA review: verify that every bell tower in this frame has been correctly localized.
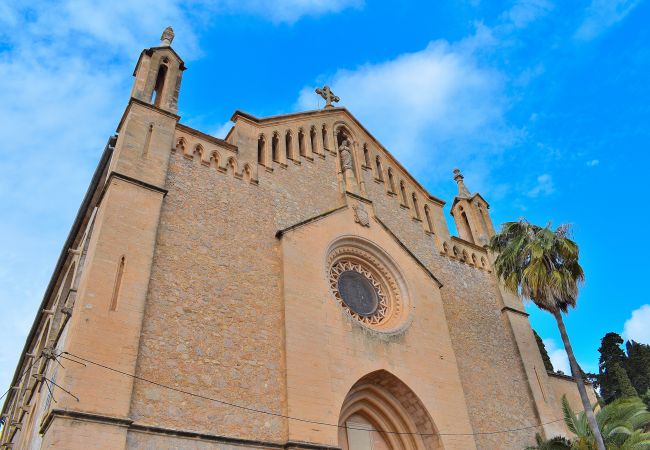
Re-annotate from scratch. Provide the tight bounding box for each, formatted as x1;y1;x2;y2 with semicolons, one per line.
450;168;495;246
40;29;185;449
130;26;185;114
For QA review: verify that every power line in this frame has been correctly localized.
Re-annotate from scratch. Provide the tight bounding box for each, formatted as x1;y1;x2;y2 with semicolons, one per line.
61;351;564;437
0;356;40;402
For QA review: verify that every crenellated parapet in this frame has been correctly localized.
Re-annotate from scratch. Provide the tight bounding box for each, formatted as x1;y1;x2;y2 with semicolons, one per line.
439;236;491;272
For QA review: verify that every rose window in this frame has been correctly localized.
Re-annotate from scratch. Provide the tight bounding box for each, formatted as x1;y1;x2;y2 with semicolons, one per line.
326;240;411;334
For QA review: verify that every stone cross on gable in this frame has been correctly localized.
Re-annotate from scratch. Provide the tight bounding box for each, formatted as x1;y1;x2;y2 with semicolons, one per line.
315;85;340;109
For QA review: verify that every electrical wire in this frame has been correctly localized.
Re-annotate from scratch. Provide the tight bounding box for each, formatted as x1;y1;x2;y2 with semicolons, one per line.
62;351;565;437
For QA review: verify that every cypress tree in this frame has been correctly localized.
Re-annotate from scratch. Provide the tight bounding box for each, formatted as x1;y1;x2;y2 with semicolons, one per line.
598;332;637;403
625;340;650;397
533;330;554;372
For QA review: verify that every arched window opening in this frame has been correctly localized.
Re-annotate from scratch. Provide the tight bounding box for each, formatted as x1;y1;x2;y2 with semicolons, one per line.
412;193;421;219
243;164;252;182
175;138;185;154
462;211;475;244
375;156;384;182
298;129;306;157
477;204;490;236
285;131;293;160
322;125;329;151
227;157;237;174
310;126;317;154
193;144;203;160
152;64;168;107
387;168;396;192
400;181;408;206
210;151;220;168
110;256;125;311
424;205;434;233
363;144;370;167
257;135;266;164
272;133;279;162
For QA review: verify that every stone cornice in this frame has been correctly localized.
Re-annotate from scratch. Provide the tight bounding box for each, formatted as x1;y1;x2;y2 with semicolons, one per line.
40;409;341;450
176;123;238;153
116;97;181;133
450;236;488;254
230;108;445;207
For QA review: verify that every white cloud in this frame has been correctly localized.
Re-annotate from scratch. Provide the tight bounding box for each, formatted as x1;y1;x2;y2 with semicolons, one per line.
502;0;554;29
296;25;517;183
623;304;650;344
544;338;571;374
586;159;599;167
527;173;554;197
220;0;363;23
575;0;642;41
0;0;357;395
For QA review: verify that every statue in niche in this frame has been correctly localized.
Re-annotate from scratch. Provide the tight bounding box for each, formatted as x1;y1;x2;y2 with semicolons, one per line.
338;137;359;194
339;139;353;171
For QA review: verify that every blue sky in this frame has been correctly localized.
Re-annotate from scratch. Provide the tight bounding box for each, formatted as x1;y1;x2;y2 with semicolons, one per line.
1;0;649;389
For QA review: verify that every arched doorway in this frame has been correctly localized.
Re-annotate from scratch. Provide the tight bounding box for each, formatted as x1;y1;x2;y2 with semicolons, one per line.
338;370;442;450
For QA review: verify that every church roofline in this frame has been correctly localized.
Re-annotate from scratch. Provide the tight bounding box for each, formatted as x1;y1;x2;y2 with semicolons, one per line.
2;136;115;415
230;108;446;207
176;123;238;153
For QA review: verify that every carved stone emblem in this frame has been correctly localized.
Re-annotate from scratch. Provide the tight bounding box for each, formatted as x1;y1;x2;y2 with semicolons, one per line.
353;203;370;227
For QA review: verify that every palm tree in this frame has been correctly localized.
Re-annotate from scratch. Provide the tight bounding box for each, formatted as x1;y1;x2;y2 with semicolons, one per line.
561;395;650;449
525;433;572;450
489;220;606;450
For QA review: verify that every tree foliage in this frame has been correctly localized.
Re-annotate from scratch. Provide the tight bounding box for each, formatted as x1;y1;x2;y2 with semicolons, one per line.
561;395;650;449
535;329;555;372
489;220;605;449
596;333;650;404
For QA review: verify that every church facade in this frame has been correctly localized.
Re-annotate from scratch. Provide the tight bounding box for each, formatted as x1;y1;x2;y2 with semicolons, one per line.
1;29;592;450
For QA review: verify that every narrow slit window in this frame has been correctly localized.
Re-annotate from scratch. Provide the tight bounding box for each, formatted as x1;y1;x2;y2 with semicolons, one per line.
375;156;384;181
310;127;317;153
110;256;126;311
257;135;266;164
272;133;279;162
425;205;435;233
412;193;421;219
285;131;292;160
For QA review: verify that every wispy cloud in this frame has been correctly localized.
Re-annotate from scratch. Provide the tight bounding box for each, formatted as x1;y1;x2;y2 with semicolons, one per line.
0;0;361;394
297;25;518;183
623;304;650;344
219;0;363;23
502;0;554;29
527;174;555;197
575;0;642;41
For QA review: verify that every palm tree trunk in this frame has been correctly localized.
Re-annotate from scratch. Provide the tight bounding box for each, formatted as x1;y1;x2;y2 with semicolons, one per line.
553;309;606;450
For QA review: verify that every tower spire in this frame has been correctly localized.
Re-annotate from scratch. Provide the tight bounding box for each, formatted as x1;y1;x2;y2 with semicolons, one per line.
160;26;174;46
453;168;471;198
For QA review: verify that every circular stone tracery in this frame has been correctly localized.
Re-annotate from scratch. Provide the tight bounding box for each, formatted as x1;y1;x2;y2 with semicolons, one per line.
327;242;409;333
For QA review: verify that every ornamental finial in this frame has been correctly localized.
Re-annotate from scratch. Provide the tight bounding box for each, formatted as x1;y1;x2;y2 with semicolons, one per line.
315;85;340;109
453;168;471;198
160;26;174;46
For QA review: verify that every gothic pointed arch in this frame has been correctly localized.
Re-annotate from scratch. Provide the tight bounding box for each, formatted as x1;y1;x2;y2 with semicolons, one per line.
338;370;442;450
